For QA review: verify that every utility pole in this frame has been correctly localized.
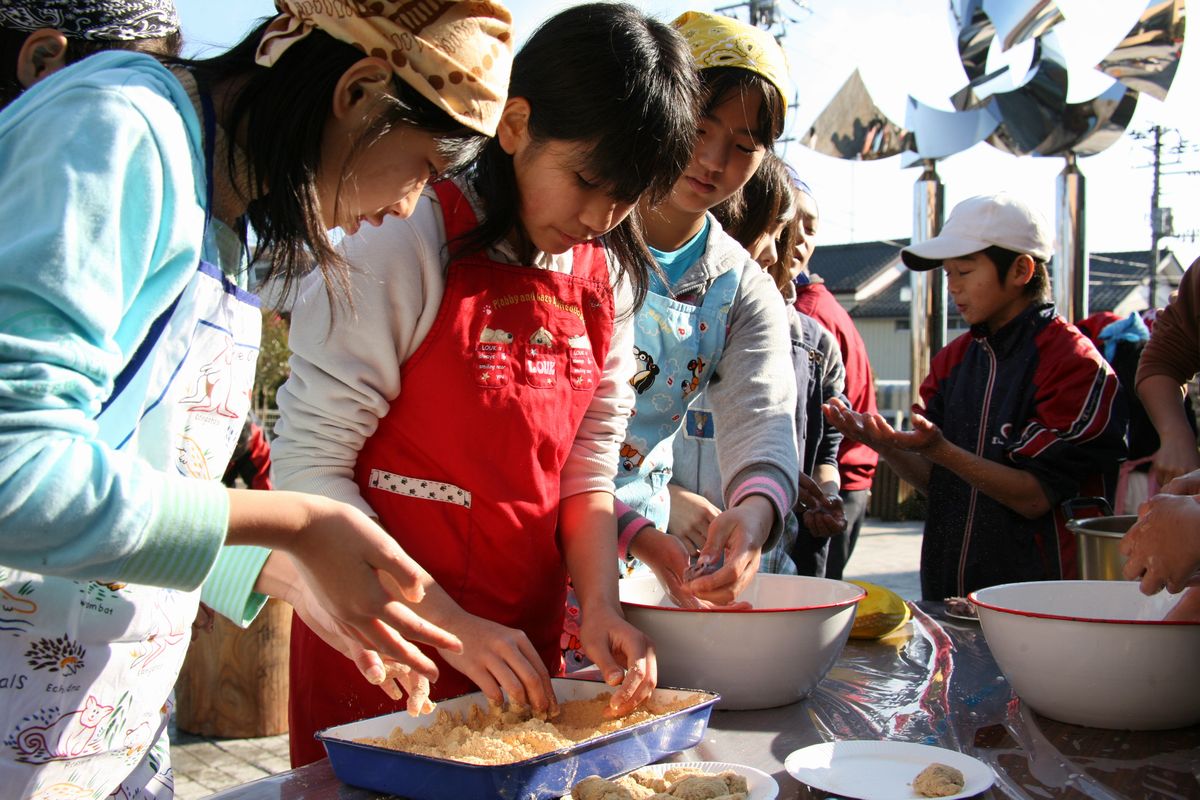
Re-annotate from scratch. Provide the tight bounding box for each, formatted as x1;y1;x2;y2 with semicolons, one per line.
1150;125;1162;308
1133;124;1195;309
715;0;809;34
747;0;777;27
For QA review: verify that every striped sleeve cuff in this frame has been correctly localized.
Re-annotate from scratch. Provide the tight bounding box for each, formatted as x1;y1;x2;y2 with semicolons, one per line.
615;498;654;561
726;465;794;552
200;545;272;627
120;476;229;591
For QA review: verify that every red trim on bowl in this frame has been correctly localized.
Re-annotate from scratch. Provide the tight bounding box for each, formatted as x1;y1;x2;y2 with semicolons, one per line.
621;585;866;614
967;588;1200;626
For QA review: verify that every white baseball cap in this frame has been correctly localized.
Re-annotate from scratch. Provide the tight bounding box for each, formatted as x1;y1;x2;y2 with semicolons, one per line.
901;192;1054;271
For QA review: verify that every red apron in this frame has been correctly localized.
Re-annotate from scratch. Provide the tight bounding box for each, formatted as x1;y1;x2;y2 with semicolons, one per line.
288;181;614;766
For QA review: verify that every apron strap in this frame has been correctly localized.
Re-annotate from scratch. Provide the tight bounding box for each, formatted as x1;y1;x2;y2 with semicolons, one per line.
100;89;219;416
432;180;479;245
199;89;217;225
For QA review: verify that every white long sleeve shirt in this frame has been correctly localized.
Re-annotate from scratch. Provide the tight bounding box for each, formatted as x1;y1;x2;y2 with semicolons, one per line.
272;181;636;515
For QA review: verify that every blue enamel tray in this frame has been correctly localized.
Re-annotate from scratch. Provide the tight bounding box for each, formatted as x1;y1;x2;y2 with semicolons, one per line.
316;677;719;800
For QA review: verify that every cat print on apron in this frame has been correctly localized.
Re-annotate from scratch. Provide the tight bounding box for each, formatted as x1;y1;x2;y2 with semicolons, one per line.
1;256;260;800
613;269;740;532
566;269;740;670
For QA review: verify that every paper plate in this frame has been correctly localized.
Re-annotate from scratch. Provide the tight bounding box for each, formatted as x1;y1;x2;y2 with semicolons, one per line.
785;741;994;800
944;598;979;622
568;761;778;800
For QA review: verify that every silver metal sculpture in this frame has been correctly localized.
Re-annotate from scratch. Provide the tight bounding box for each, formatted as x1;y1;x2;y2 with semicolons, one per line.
910;161;947;410
798;0;1184;398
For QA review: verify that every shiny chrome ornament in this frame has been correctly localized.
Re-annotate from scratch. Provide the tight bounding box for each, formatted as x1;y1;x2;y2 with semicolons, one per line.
799;0;1185;164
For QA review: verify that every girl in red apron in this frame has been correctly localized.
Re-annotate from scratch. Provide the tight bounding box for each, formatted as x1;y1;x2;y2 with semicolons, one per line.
0;2;514;796
274;2;705;767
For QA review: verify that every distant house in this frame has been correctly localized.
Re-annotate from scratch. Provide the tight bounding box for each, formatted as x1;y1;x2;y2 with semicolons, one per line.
806;242;1187;410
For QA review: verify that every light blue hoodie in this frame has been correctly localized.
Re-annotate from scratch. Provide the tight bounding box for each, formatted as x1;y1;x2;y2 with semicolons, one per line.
0;51;230;591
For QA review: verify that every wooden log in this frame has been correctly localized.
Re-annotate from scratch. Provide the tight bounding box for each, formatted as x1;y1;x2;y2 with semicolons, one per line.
868;459;914;522
176;597;291;738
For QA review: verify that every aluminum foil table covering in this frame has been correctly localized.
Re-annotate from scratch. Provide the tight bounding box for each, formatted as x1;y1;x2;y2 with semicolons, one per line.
207;602;1200;799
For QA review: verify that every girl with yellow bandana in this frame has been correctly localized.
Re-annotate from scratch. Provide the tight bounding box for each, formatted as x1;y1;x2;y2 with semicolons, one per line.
0;2;513;797
614;11;810;610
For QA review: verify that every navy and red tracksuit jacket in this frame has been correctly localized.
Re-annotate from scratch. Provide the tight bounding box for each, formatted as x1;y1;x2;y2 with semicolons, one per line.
917;303;1127;601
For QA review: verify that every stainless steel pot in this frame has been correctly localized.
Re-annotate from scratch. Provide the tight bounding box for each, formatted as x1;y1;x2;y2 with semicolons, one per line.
1065;515;1134;581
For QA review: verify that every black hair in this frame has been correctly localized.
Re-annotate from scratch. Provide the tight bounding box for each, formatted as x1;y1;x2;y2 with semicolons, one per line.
775;184;818;291
700;67;785;145
174;21;487;308
458;2;701;310
693;67;786;223
0;26;183;107
984;245;1051;302
714;150;794;261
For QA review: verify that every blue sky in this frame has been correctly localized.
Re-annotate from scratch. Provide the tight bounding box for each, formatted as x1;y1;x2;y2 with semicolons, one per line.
174;0;1200;275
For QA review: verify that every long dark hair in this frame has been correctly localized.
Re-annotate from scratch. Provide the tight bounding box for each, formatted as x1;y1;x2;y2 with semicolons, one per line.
715;151;794;258
697;67;786;224
459;2;701;310
0;26;183;108
176;21;487;306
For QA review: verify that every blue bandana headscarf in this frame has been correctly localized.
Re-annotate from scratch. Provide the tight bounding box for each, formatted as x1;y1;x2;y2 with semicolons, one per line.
0;0;179;40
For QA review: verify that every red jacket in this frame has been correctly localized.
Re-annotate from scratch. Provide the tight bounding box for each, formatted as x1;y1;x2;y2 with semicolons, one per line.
918;303;1126;599
795;281;879;491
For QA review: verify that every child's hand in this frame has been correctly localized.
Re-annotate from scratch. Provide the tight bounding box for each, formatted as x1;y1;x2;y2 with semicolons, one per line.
578;605;657;718
630;527;706;609
892;411;945;453
1164;586;1200;621
261;550;434;712
262;502;462;683
823;398;943;455
802;494;846;537
349;656;435;715
822;397;890;449
796;472;827;512
1151;440;1200;489
434;607;559;717
1160;467;1200;497
667;486;719;554
686;497;771;605
1121;493;1200;594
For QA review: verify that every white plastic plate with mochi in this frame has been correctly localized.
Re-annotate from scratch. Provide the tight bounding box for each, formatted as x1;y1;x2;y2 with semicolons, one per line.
785;741;994;800
565;760;778;800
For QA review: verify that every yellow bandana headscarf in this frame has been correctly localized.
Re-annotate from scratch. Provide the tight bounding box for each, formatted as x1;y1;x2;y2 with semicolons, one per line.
672;10;790;116
256;0;513;136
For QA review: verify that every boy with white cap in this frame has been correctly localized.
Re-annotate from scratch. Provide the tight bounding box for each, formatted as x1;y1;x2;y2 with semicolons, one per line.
824;192;1127;601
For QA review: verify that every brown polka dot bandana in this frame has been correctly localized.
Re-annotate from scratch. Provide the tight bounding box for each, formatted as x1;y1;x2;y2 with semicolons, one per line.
255;0;513;137
0;0;179;40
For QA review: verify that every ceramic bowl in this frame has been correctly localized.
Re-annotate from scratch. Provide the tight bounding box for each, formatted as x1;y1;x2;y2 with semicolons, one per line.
619;574;864;710
970;580;1200;730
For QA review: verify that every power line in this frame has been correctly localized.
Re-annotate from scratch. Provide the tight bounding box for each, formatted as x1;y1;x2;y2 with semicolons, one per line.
1129;125;1198;306
713;0;811;33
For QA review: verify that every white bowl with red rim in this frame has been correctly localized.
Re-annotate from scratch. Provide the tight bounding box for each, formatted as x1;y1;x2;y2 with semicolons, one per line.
970;580;1200;730
619;574;864;710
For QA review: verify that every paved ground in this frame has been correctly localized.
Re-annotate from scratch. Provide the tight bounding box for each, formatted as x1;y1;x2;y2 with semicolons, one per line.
170;516;924;798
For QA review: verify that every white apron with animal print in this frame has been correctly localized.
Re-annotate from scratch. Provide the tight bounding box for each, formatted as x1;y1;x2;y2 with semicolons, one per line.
0;218;260;799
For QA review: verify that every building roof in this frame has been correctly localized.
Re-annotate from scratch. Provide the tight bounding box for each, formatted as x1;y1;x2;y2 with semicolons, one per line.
1087;251;1163;312
807;238;908;293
